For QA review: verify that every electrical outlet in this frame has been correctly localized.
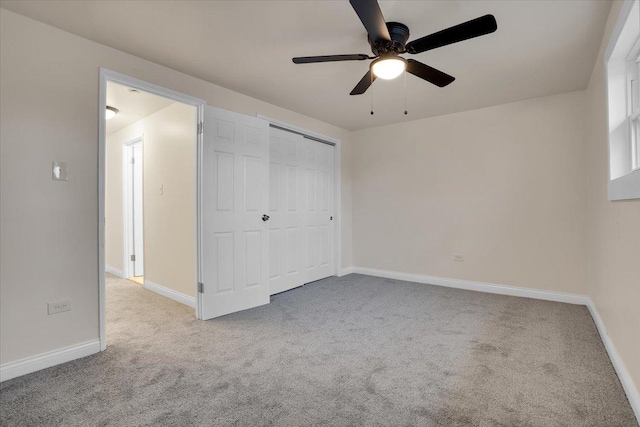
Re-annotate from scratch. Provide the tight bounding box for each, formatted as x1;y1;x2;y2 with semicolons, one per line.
159;184;164;195
48;299;72;315
453;254;464;262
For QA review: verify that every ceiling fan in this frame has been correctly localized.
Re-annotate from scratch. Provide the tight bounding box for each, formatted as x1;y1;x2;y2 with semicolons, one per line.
292;0;497;96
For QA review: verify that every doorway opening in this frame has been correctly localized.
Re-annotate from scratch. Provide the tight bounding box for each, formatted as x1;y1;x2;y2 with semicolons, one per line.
101;73;204;350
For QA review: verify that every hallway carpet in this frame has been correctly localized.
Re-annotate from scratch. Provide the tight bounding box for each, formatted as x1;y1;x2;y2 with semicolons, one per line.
1;273;637;426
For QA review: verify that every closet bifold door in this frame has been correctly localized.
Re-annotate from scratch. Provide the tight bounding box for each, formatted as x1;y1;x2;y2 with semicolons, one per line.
268;128;304;295
268;127;334;295
308;139;334;282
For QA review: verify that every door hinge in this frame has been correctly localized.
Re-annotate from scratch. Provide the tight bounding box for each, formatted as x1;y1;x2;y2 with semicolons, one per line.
198;122;204;135
130;254;136;262
198;282;204;293
131;157;135;164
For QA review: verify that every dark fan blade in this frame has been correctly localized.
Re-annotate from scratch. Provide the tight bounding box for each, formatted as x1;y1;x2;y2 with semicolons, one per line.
349;0;391;42
406;59;455;87
292;54;370;64
405;14;497;54
350;70;376;95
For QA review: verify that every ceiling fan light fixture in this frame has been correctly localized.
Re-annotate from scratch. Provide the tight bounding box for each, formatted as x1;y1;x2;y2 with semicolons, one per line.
105;106;119;120
371;56;406;80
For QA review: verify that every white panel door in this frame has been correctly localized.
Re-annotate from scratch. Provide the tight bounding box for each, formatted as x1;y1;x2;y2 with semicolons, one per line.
301;138;334;283
200;107;270;320
313;140;334;281
268;128;304;294
268;128;334;295
132;142;144;277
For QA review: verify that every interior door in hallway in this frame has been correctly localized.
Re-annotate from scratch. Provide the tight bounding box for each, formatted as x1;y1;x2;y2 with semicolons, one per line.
268;128;334;295
125;140;144;278
132;142;144;277
200;107;270;320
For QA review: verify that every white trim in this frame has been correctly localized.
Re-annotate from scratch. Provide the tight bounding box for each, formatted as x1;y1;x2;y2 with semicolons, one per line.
143;279;196;308
99;68;206;350
196;102;204;320
608;167;640;200
338;267;354;277
99;72;107;351
105;265;125;278
605;0;636;63
101;69;208;107
352;267;589;305
335;136;342;278
0;340;100;382
256;114;343;277
587;300;640;423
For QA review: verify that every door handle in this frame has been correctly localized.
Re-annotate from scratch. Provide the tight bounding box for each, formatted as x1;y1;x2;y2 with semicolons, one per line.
262;214;270;221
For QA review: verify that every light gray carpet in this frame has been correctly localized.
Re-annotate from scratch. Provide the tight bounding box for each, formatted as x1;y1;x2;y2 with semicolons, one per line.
1;273;637;426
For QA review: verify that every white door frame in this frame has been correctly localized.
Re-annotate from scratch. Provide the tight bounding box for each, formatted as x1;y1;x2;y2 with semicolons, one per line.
257;115;342;278
99;68;206;351
122;136;144;279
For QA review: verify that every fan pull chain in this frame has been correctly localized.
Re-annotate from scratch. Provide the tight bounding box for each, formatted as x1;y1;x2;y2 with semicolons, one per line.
404;70;408;115
370;72;374;115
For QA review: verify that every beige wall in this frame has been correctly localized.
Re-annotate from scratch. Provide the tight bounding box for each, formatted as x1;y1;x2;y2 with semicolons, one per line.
0;9;353;364
352;91;588;294
106;102;197;298
586;0;640;401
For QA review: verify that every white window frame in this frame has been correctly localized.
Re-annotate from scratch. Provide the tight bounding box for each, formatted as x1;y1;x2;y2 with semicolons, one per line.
605;0;640;200
625;38;640;170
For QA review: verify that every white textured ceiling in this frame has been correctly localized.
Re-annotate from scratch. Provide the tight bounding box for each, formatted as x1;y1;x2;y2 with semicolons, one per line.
106;82;174;136
2;0;611;131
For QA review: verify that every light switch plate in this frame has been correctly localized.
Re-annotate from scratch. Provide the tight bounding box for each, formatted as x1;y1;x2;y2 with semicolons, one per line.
52;161;68;181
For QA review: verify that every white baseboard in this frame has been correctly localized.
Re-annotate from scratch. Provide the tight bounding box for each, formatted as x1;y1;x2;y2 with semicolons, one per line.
0;339;100;382
143;279;195;308
587;300;640;423
105;265;125;278
352;267;589;305
338;267;354;277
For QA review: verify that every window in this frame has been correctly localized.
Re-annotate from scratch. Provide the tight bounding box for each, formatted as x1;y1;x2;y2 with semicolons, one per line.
625;40;640;170
605;0;640;200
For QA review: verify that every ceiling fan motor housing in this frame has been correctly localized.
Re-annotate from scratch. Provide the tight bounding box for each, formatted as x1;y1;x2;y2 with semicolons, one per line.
368;22;410;56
